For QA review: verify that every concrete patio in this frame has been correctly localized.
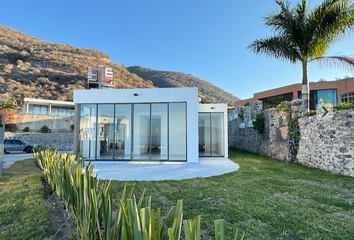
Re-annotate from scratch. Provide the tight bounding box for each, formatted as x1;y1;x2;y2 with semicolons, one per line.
89;158;239;181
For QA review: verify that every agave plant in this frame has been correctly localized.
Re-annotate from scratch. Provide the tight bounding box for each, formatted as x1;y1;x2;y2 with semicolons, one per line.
35;149;244;240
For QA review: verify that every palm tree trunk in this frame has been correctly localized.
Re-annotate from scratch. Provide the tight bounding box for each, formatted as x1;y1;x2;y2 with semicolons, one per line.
301;61;310;112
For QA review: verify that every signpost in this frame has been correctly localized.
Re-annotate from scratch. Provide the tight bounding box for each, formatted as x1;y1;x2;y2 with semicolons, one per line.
0;113;5;176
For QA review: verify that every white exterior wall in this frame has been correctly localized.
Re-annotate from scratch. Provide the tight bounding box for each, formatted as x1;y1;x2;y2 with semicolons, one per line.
74;88;199;163
198;103;228;158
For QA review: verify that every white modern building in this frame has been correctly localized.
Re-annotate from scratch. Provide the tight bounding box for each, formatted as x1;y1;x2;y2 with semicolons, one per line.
73;88;227;162
24;98;75;116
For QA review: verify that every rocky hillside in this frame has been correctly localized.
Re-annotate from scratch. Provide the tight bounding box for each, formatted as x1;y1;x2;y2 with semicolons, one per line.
127;66;240;105
0;25;239;107
0;25;152;106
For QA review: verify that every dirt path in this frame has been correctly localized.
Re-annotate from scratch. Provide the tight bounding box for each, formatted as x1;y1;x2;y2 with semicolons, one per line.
42;177;77;239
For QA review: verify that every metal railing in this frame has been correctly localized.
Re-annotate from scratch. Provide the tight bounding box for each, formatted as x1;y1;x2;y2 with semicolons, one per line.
13;109;75;117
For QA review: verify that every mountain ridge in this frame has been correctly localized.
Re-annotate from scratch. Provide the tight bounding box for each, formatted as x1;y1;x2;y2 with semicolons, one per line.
0;25;239;107
127;66;240;105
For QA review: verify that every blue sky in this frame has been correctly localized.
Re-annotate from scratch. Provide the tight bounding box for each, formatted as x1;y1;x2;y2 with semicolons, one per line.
1;0;353;100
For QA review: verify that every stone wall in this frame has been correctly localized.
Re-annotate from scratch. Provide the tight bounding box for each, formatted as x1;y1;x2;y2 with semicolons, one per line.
228;100;354;177
4;132;74;151
15;114;74;133
297;109;354;177
228;102;288;161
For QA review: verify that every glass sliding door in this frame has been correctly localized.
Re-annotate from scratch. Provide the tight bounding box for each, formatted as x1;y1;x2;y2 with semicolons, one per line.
211;113;224;156
79;104;97;160
133;104;151;160
198;113;224;157
79;102;187;161
114;104;132;160
97;104;114;159
198;113;211;157
169;103;187;160
151;104;168;160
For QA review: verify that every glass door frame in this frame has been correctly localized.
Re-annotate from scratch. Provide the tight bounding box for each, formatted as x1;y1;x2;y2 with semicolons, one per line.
79;102;187;162
198;112;224;158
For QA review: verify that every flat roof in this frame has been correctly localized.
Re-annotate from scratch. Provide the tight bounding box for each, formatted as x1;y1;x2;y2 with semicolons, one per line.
235;77;354;103
24;98;75;107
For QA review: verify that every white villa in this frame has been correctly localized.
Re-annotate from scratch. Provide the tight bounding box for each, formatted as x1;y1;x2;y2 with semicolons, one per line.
73;87;227;163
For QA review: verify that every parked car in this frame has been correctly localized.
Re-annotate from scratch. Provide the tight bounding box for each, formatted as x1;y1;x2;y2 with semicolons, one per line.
3;139;35;154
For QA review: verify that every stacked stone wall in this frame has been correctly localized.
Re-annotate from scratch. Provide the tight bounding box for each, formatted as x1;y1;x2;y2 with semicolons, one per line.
228;100;354;177
15;114;74;133
228;106;288;161
4;132;74;151
297;109;354;176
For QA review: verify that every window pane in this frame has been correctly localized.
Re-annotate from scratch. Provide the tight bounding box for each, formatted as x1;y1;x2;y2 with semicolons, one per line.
97;104;114;159
211;113;224;157
80;104;97;160
317;89;337;109
169;103;187;160
51;107;59;116
68;109;75;116
34;106;41;115
198;113;211;157
133;104;150;160
40;106;48;115
151;104;168;160
114;104;132;160
59;108;67;116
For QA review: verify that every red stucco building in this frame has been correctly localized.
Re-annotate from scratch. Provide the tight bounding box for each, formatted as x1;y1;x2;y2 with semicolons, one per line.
235;77;354;110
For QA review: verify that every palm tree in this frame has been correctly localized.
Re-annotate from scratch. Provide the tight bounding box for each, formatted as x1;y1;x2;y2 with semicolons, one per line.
248;0;354;111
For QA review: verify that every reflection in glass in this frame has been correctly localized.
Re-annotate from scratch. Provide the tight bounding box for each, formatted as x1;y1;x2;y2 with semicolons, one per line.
317;89;337;109
211;113;224;156
169;103;187;160
151;104;168;160
199;113;224;157
198;113;211;157
133;104;150;160
79;104;97;160
97;104;114;159
114;104;132;160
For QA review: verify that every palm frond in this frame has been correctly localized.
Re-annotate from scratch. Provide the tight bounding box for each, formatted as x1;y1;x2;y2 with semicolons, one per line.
309;55;354;73
247;36;302;63
308;0;354;55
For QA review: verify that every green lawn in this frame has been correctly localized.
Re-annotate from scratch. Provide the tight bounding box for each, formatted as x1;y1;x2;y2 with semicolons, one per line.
110;148;354;239
0;159;53;240
1;148;354;239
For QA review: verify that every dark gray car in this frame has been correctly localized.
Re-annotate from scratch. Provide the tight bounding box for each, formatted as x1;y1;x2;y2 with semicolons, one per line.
4;139;35;153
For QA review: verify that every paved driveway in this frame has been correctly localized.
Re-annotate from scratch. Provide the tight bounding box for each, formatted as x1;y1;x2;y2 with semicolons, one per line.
90;158;239;181
3;151;72;169
2;153;239;181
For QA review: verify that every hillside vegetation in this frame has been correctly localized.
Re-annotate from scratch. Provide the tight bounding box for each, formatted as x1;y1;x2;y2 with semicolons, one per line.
128;66;240;105
0;25;239;107
0;26;152;106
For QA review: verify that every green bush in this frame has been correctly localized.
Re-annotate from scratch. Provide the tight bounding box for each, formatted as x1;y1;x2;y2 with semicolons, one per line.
23;126;30;132
34;145;56;152
244;101;250;107
252;113;266;134
262;102;276;110
71;124;74;130
16;59;23;66
333;102;353;111
40;125;50;133
238;107;245;121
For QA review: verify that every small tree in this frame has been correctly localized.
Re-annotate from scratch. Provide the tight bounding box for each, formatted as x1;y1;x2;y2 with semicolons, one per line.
0;98;18;125
0;109;19;124
0;98;17;110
